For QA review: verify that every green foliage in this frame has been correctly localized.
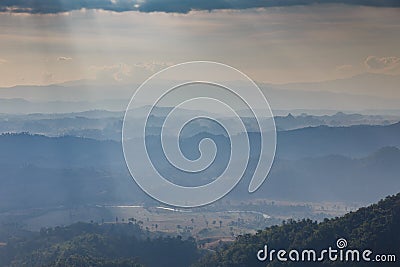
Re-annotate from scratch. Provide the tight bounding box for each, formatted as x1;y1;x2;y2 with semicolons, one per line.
194;193;400;267
0;222;199;267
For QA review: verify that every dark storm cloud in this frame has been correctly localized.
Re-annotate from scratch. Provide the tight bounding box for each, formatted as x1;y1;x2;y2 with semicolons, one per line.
1;0;399;14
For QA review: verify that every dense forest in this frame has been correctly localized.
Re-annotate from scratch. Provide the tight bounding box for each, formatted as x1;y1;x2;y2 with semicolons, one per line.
195;193;400;267
0;222;199;267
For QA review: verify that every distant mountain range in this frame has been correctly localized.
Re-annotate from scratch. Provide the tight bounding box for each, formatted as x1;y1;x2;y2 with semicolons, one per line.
0;73;399;113
248;146;400;203
0;121;399;211
0;109;399;141
271;73;400;99
275;122;400;159
0;98;128;113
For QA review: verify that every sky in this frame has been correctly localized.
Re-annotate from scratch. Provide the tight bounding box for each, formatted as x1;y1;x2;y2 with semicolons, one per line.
0;1;399;100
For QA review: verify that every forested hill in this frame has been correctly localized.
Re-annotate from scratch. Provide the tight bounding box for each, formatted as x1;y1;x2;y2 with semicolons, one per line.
195;193;400;267
0;222;199;267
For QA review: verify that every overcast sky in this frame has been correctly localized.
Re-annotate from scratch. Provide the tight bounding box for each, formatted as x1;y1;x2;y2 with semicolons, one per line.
0;2;399;95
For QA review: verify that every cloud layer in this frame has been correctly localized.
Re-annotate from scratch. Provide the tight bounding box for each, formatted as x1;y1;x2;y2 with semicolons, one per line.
1;0;400;14
365;56;400;70
57;56;72;61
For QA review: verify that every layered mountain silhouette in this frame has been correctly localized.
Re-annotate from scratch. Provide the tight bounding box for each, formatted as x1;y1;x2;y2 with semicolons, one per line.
0;121;399;210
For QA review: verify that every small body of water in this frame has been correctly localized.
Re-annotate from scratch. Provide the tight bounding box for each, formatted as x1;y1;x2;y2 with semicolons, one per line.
97;205;143;208
156;206;192;213
95;204;270;218
226;210;271;219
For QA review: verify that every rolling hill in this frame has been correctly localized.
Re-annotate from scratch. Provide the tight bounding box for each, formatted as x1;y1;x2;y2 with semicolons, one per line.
195;192;400;266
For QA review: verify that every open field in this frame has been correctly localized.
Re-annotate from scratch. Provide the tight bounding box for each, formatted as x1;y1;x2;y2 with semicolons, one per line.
0;198;362;248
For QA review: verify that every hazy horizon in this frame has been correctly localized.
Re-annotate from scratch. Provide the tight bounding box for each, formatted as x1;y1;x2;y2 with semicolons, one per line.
1;4;400;108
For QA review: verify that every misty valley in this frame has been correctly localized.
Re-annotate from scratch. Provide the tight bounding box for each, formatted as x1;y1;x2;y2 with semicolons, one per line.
0;110;399;266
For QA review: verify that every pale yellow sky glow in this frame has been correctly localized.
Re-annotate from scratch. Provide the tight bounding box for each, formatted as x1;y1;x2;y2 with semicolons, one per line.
0;5;399;90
